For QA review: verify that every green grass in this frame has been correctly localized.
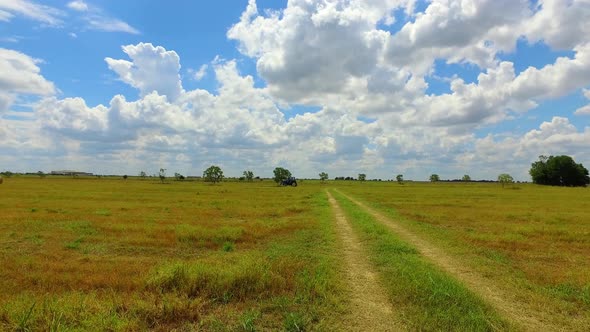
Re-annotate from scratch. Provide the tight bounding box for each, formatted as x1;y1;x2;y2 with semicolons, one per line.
332;190;511;331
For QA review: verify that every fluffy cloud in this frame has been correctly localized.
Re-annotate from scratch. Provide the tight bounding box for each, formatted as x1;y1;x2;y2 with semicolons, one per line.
462;117;590;179
0;48;55;113
105;43;183;101
524;0;590;50
386;0;531;71
32;43;384;176
227;0;408;103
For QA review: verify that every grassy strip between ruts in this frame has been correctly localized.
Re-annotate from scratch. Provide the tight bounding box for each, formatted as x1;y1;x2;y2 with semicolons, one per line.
331;190;512;331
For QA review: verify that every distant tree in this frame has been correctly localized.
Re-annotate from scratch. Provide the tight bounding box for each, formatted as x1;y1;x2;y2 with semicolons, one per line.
497;173;514;188
139;171;147;179
243;170;254;182
159;168;167;183
1;171;13;178
273;167;292;185
430;174;440;182
37;171;46;178
462;174;471;182
396;174;404;184
530;155;589;187
123;175;128;180
358;173;366;182
204;165;224;184
174;172;185;181
319;172;329;182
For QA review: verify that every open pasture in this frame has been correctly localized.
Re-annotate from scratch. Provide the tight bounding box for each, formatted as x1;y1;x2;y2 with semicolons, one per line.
338;181;590;329
0;177;346;331
0;177;588;330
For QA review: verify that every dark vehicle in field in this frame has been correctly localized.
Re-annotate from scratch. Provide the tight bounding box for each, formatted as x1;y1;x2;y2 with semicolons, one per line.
281;177;298;187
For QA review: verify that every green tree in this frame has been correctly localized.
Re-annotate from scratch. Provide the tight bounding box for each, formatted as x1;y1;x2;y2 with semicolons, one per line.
37;171;46;178
139;171;147;179
462;174;471;182
319;172;329;182
243;170;254;182
497;173;514;188
430;174;440;182
530;155;589;187
174;172;185;181
204;165;224;184
396;174;404;184
273;167;292;184
358;173;366;182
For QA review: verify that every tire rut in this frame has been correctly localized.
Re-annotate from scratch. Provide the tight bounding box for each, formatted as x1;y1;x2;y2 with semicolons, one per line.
336;189;567;332
326;191;403;331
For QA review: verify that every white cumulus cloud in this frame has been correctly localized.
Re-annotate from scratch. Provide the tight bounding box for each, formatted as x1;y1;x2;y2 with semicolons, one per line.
105;43;184;101
0;48;55;113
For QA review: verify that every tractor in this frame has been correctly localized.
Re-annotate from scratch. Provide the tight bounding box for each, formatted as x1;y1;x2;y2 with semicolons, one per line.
280;177;298;187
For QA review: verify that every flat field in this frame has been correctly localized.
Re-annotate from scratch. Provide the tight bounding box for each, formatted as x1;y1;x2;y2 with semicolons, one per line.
0;177;347;331
336;181;590;329
0;177;588;331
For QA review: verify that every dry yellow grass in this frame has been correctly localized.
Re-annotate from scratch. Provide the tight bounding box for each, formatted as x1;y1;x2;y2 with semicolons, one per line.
0;177;347;331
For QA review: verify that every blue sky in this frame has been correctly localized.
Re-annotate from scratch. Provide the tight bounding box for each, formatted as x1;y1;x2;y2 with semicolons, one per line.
1;0;589;180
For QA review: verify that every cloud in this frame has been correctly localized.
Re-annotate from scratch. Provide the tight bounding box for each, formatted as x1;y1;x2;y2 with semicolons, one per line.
105;43;184;101
67;1;88;12
65;1;140;35
524;0;590;50
386;0;531;72
575;88;590;115
189;64;208;81
86;16;140;34
0;48;55;113
0;0;64;26
227;0;409;104
32;44;384;176
463;117;590;179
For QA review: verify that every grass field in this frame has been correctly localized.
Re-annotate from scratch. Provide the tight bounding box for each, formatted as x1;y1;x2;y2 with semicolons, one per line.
336;181;590;329
0;177;348;331
1;177;589;330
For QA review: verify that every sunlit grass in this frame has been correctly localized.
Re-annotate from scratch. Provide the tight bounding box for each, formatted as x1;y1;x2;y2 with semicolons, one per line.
336;181;590;328
0;177;347;330
332;190;511;331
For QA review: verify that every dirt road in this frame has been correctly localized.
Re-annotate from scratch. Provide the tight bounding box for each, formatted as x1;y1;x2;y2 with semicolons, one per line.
326;191;403;331
335;189;568;331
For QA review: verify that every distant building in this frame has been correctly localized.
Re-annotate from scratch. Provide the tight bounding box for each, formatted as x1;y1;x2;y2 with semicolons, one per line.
50;170;94;176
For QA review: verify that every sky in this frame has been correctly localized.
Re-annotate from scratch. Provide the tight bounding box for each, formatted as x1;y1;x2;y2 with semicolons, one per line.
1;0;589;181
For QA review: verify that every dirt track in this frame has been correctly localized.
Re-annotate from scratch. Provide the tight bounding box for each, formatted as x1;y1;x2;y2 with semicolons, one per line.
335;189;570;331
326;191;402;331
